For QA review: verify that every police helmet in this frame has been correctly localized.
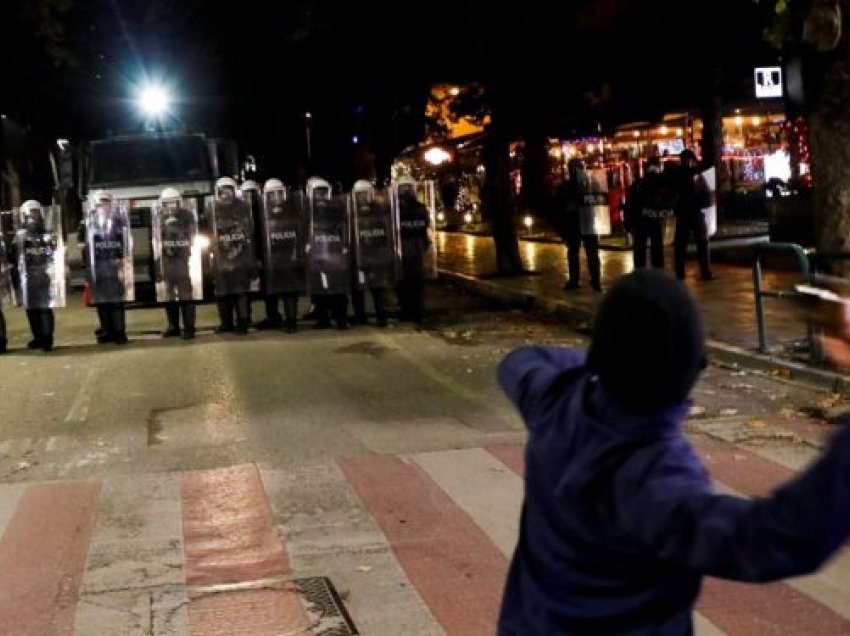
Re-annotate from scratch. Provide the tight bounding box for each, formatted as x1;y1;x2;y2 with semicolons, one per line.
306;177;332;201
90;190;113;205
263;178;285;195
241;180;260;193
215;177;238;200
160;187;182;205
20;200;43;223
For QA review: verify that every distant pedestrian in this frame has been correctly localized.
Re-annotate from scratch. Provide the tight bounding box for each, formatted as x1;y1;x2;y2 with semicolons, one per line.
498;268;850;635
673;149;713;281
623;156;676;270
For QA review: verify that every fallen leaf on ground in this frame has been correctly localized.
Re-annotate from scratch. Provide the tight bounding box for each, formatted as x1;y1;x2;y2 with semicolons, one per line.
356;565;373;573
688;406;707;417
745;419;767;429
719;408;738;416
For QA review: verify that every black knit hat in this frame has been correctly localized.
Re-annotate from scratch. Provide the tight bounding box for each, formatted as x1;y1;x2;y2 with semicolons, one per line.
586;269;706;412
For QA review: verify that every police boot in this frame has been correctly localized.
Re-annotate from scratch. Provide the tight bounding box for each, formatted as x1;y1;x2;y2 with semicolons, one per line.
96;305;114;343
215;299;234;333
256;296;283;330
163;305;181;338
112;307;128;345
234;295;250;334
283;296;298;333
351;289;367;325
39;309;54;352
0;310;6;352
25;310;41;349
373;290;389;328
181;303;196;340
0;339;6;354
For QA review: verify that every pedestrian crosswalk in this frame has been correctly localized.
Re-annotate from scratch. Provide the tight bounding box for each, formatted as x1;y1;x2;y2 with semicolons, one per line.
0;435;849;634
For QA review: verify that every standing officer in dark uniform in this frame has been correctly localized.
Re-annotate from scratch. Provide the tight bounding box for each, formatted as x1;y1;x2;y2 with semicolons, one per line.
560;158;602;292
211;177;256;334
307;178;350;329
351;180;395;327
258;178;306;333
0;232;10;353
624;157;676;270
15;200;59;351
156;187;198;339
86;190;130;345
394;177;431;323
673;149;713;281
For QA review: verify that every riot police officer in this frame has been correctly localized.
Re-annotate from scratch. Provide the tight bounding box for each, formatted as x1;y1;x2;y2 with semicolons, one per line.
85;190;130;345
0;235;9;353
394;177;431;323
623;157;676;270
351;180;395;327
156;188;198;339
307;178;350;329
258;178;306;332
15;200;58;351
560;158;602;292
211;177;256;334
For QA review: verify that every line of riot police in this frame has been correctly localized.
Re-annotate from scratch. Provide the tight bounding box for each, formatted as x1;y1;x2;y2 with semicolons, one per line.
0;175;435;352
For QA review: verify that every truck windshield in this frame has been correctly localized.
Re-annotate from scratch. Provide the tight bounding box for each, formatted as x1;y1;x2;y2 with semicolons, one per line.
89;136;211;186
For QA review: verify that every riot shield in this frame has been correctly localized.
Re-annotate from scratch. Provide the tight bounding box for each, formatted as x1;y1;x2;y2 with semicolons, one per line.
416;180;438;279
0;236;13;309
700;167;717;237
351;189;398;290
262;189;307;295
392;180;434;281
85;199;134;303
209;197;257;297
579;168;612;236
152;199;203;303
15;204;66;309
307;193;350;295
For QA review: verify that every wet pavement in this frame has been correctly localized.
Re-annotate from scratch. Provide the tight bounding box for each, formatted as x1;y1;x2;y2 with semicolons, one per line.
435;231;811;356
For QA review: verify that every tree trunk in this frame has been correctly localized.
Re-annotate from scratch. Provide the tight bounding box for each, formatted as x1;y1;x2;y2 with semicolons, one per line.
700;59;727;203
483;129;523;275
521;133;551;218
808;0;850;273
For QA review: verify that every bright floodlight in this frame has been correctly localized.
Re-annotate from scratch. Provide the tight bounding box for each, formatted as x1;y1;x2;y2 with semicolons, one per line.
138;84;170;117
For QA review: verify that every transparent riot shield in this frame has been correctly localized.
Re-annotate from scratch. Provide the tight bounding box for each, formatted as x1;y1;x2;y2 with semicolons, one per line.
85;199;134;303
351;189;398;290
0;236;13;309
307;193;350;295
15;204;66;309
209;197;258;297
700;167;717;237
152;199;203;303
262;189;307;295
579;168;612;236
392;179;434;281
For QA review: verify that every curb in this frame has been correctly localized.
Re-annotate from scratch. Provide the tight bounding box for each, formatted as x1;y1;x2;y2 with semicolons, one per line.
439;269;850;394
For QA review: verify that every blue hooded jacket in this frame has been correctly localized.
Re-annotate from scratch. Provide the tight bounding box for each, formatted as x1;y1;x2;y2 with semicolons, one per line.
497;346;850;635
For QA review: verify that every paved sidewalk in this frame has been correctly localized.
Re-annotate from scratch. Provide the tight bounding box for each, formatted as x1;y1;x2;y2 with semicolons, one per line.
435;231;849;390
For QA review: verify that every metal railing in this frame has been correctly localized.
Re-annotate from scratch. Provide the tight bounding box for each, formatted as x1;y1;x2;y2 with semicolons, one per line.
752;242;814;359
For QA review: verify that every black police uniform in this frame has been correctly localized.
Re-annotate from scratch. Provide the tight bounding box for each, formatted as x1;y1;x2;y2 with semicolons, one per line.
396;195;431;322
309;199;349;329
159;207;197;338
261;201;305;332
352;201;394;327
17;223;56;350
624;170;676;270
87;214;129;344
673;165;713;280
213;201;255;333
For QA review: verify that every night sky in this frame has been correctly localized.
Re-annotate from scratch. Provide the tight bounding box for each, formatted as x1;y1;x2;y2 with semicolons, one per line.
3;0;777;186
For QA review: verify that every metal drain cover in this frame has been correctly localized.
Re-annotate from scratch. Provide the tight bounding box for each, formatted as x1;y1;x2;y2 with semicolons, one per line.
295;576;358;635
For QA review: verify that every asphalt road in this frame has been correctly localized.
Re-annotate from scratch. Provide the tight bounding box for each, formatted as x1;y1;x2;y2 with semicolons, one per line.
0;282;847;634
